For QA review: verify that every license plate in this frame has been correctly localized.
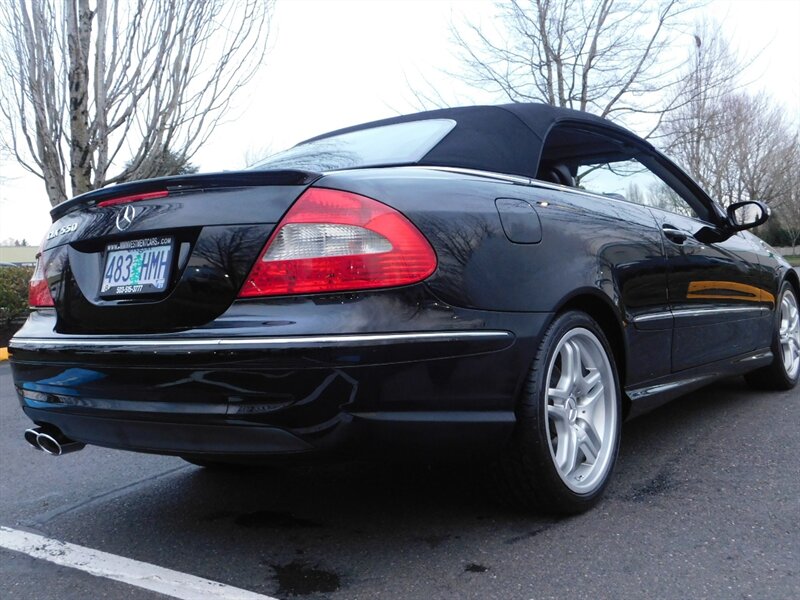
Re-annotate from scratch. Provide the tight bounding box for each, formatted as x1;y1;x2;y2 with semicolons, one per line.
100;237;173;296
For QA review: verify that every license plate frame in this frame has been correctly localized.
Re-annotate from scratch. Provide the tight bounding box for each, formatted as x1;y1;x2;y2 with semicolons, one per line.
100;236;174;297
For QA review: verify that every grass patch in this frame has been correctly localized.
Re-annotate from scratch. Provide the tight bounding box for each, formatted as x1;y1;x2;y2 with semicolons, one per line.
784;255;800;267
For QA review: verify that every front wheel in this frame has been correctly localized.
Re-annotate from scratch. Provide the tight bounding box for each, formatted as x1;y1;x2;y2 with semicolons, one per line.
745;282;800;390
495;310;622;514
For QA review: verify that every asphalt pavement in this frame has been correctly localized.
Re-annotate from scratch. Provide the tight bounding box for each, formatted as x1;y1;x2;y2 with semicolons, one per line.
1;361;798;599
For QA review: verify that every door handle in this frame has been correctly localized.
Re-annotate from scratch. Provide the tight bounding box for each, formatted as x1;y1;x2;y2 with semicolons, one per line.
662;224;688;244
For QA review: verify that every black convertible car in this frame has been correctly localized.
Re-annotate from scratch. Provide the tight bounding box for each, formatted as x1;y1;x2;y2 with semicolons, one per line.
10;103;799;514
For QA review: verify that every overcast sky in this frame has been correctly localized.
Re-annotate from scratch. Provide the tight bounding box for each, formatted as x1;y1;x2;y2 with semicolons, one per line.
1;0;798;244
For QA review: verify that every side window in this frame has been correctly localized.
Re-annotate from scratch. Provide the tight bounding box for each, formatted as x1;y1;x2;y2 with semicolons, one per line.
576;158;698;219
537;125;710;221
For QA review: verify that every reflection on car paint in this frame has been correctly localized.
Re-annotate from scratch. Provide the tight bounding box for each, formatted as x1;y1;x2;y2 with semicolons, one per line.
686;280;775;303
27;367;106;389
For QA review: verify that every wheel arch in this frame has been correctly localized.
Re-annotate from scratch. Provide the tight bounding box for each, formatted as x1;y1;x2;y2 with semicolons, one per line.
784;268;800;298
552;290;631;418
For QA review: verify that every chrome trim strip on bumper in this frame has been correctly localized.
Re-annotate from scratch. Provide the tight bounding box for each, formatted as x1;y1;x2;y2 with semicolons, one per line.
10;330;514;350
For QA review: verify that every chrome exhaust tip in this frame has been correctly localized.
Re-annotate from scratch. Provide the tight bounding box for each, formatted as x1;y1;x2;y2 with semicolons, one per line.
23;426;85;456
24;428;43;450
36;432;64;456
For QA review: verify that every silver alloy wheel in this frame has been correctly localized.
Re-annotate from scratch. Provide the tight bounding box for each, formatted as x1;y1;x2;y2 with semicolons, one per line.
544;327;617;493
779;288;800;380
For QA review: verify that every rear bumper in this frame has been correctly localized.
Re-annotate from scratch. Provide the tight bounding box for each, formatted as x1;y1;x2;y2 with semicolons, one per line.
22;406;316;455
9;326;537;458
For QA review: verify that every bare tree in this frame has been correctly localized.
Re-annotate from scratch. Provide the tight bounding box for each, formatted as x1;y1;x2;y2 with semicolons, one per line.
663;26;798;208
443;0;699;127
124;149;199;179
725;94;799;209
780;207;800;256
775;161;800;255
0;0;273;206
659;21;740;198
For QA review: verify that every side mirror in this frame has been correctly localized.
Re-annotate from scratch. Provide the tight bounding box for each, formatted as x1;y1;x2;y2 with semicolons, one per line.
727;201;770;231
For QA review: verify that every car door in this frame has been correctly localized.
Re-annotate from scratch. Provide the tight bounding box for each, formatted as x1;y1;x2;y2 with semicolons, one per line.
574;149;769;373
647;200;770;372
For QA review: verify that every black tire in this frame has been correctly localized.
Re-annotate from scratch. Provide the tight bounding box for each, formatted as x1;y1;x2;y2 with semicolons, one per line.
494;310;622;515
744;281;800;391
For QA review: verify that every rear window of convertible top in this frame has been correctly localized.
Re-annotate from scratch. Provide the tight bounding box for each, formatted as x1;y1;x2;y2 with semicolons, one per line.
249;119;456;172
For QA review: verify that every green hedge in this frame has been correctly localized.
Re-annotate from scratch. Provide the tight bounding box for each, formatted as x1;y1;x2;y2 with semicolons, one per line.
0;266;33;326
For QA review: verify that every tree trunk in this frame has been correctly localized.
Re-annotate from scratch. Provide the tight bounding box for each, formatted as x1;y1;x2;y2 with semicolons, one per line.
1;1;272;205
66;0;94;196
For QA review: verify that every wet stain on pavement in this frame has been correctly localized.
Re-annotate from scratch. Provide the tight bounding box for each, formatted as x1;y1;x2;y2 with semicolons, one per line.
464;563;489;573
504;525;549;545
503;517;563;545
235;510;323;529
624;470;677;502
271;560;341;596
418;533;452;548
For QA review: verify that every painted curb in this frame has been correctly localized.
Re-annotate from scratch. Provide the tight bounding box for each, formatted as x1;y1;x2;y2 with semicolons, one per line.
0;347;8;361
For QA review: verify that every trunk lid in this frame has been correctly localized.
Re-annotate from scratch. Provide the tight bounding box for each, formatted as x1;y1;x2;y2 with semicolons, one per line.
39;170;320;334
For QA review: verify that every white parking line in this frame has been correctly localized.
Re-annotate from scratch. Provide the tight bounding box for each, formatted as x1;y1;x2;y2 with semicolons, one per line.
0;526;277;600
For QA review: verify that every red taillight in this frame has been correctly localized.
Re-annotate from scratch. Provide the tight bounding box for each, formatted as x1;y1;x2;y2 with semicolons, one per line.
29;250;55;307
97;190;168;207
239;188;437;297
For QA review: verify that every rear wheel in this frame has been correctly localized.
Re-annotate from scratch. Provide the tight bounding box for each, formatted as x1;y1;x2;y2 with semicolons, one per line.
745;282;800;390
496;310;621;514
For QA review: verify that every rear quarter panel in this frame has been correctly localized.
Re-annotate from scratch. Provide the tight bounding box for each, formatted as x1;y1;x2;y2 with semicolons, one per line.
317;169;666;312
317;168;672;385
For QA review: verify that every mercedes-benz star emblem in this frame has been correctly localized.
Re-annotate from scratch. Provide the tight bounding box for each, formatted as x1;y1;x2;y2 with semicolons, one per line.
115;205;137;231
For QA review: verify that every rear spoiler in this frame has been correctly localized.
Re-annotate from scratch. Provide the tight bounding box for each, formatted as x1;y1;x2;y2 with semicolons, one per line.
51;169;321;220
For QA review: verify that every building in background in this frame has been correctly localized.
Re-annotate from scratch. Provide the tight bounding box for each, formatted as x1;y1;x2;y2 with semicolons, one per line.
0;246;37;267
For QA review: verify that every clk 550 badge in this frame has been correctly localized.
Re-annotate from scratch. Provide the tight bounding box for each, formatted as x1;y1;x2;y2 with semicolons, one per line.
46;222;78;240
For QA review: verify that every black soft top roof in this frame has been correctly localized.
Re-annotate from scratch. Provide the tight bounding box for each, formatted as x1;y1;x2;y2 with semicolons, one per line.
302;103;649;179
